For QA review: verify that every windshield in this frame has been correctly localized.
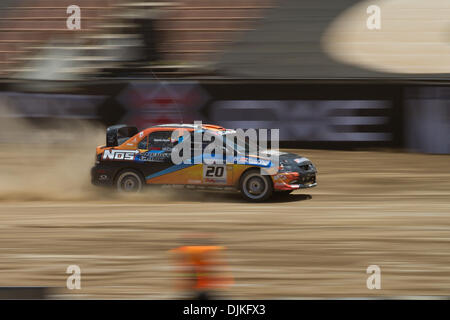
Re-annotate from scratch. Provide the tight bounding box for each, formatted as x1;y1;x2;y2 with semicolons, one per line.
199;130;259;157
222;132;252;155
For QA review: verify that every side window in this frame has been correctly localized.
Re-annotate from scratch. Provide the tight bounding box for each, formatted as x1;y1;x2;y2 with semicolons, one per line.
190;132;226;159
189;132;209;159
191;132;203;154
138;136;148;150
148;131;174;151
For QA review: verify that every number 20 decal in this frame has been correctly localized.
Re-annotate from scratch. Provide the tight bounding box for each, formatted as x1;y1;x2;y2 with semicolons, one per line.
205;166;224;177
203;165;227;183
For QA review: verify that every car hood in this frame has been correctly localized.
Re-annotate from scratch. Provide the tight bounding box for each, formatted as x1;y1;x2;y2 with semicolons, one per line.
257;149;309;162
251;150;316;172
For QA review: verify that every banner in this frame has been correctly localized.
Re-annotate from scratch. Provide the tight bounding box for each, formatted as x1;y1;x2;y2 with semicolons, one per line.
0;92;104;119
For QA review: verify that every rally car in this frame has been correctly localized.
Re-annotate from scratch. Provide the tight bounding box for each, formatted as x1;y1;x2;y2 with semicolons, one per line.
91;124;317;201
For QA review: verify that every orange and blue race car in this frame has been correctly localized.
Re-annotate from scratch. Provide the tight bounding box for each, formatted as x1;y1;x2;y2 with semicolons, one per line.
91;124;317;201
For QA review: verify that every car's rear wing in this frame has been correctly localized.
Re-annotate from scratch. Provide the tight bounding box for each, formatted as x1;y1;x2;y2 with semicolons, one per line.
106;124;138;147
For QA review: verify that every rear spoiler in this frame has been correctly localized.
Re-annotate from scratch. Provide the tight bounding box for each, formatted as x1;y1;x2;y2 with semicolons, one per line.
106;124;138;147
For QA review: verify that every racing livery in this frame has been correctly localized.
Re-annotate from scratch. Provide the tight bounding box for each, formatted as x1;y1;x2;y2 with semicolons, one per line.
91;124;317;201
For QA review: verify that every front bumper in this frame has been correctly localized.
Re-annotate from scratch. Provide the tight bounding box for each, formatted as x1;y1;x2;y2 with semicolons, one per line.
272;171;317;191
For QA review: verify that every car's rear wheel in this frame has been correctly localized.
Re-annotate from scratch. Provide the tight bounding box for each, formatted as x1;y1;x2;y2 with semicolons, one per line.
239;170;273;202
115;169;144;193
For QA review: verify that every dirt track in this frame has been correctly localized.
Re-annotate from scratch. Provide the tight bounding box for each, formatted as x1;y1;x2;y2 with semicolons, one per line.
0;148;449;298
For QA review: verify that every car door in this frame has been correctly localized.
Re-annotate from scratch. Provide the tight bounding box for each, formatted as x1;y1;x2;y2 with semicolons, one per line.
135;130;175;183
199;133;233;186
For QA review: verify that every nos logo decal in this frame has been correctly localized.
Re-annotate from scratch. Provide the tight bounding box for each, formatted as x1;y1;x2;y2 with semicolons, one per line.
102;149;138;161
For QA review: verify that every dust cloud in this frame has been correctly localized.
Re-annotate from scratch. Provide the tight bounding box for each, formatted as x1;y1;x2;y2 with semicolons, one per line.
0;115;195;202
0;115;107;201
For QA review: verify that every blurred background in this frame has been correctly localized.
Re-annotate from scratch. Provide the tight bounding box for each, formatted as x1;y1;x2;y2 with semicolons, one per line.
0;0;448;152
0;0;449;299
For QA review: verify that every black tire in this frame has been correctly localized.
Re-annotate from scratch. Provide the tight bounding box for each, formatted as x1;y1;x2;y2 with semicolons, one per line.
115;169;145;193
239;169;273;202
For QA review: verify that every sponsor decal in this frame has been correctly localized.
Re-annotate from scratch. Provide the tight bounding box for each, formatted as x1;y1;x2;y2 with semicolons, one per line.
215;129;237;135
203;165;227;184
136;151;171;163
236;157;270;166
102;149;138;161
294;157;308;164
152;138;171;143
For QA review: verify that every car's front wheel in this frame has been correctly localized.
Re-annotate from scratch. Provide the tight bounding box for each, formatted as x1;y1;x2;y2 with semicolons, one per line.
239;169;273;202
115;169;144;193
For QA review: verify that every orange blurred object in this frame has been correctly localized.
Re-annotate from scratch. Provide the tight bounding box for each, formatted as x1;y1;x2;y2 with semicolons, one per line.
170;245;234;293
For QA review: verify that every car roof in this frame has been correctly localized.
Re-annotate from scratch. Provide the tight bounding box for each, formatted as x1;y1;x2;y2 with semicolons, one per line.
141;123;228;135
116;124;232;148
